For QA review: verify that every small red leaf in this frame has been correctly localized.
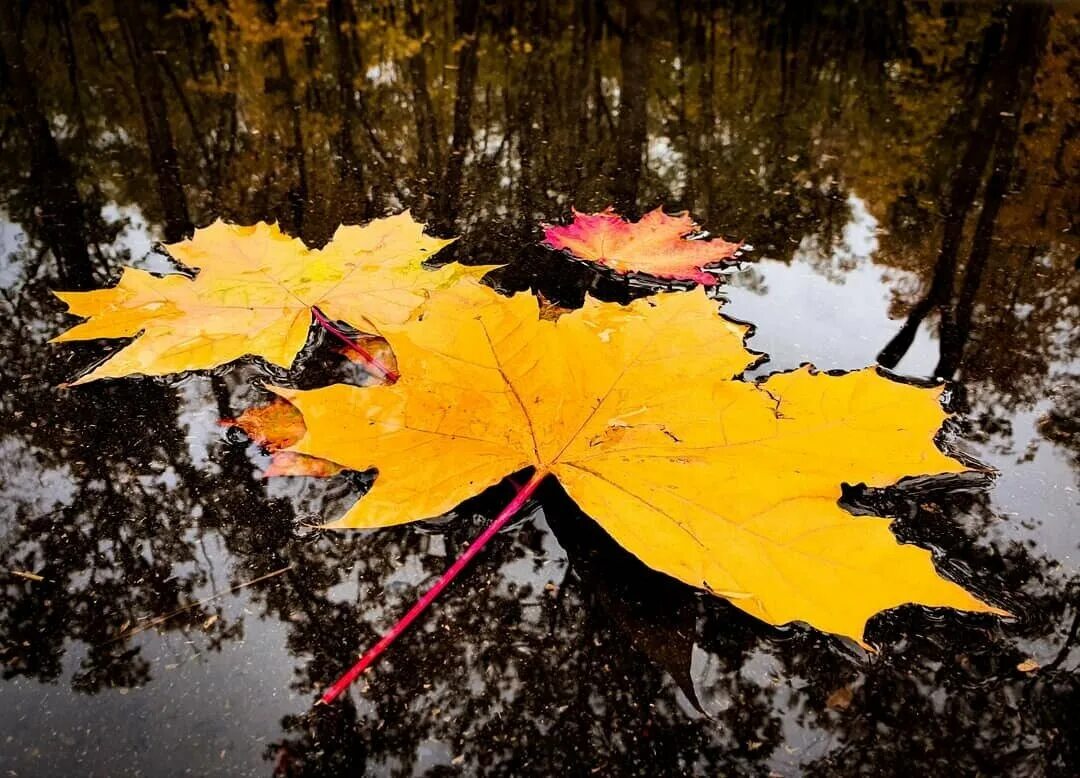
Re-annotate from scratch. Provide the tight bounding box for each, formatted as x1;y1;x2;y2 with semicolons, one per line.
542;206;741;286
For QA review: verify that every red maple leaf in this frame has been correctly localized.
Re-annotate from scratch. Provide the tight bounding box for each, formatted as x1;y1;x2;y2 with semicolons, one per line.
542;207;741;286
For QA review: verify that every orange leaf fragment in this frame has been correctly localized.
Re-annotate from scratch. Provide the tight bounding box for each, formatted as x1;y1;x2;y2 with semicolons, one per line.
542;206;741;286
826;686;855;710
265;451;345;479
222;399;344;477
331;334;398;374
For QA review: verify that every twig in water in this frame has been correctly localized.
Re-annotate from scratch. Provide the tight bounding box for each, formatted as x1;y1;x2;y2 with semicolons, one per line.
107;564;294;643
3;569;45;582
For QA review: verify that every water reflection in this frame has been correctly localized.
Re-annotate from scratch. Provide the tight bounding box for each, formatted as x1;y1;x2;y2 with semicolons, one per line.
0;1;1077;775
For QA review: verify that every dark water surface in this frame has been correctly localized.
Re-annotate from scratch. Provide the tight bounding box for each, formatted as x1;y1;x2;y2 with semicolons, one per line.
1;1;1078;775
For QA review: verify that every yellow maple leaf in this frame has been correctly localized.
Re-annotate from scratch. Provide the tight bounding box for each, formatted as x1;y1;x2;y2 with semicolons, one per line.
51;212;487;383
270;281;1006;645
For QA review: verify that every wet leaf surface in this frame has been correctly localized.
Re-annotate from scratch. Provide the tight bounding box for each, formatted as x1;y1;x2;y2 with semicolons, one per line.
52;215;472;383
0;1;1077;776
274;281;1003;644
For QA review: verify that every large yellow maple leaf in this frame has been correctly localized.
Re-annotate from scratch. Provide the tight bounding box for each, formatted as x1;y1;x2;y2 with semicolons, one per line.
270;281;1005;645
52;212;484;383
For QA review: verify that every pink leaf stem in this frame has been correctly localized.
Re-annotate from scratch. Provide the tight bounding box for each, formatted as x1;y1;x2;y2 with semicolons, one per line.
310;306;400;383
319;468;550;705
